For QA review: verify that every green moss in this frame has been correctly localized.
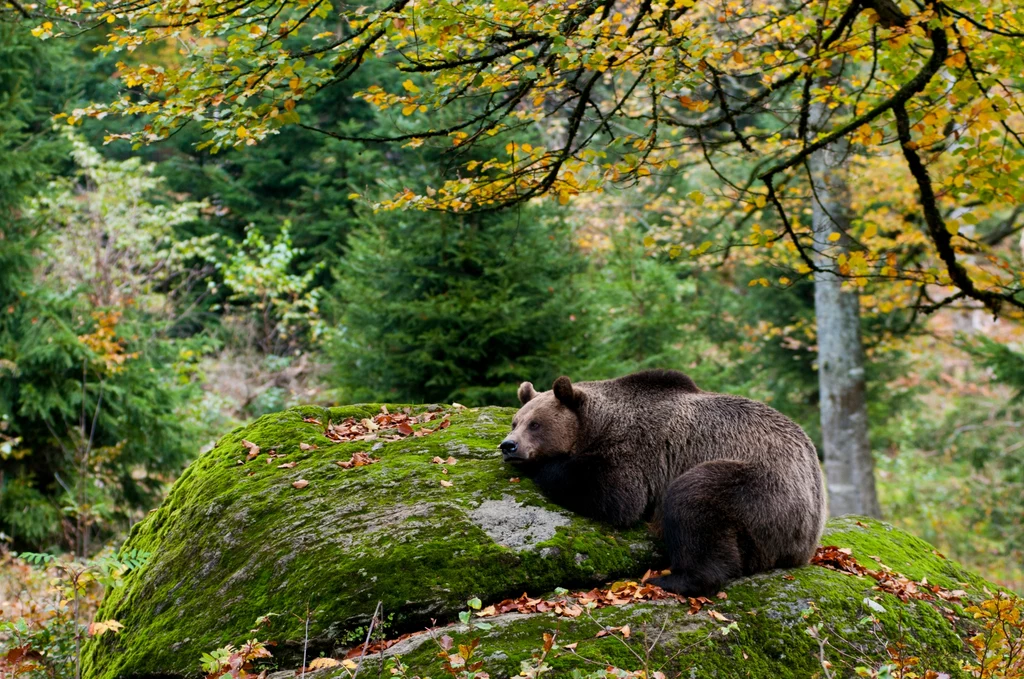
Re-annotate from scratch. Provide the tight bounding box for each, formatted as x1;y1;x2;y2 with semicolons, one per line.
362;541;982;679
821;516;991;591
83;405;658;679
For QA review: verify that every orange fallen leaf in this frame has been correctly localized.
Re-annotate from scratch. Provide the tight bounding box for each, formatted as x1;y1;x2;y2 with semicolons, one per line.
299;442;318;451
242;439;260;460
337;452;380;469
277;462;297;469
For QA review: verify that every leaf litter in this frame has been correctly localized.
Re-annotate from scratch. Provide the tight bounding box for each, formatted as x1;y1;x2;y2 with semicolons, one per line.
323;406;452;444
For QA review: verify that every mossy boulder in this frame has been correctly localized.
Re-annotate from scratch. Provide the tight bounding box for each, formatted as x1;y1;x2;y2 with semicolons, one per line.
322;517;995;679
85;404;997;679
84;404;659;679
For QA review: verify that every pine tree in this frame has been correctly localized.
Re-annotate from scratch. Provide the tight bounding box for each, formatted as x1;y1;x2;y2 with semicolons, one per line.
329;207;588;406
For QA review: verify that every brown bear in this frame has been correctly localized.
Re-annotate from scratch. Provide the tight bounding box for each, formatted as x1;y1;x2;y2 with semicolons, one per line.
499;369;826;596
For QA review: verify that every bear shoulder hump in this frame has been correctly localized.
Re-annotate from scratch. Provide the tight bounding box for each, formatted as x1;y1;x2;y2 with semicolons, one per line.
613;369;701;394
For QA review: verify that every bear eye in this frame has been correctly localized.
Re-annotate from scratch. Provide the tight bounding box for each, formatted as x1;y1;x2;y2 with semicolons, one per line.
528;421;541;431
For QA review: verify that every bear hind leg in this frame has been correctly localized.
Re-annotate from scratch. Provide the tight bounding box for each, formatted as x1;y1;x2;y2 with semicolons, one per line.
648;460;755;597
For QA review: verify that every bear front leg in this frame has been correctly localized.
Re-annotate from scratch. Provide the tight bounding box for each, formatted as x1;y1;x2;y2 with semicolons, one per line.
528;456;647;527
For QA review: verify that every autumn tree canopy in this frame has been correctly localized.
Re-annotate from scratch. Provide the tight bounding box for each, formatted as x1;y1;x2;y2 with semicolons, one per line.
12;0;1024;315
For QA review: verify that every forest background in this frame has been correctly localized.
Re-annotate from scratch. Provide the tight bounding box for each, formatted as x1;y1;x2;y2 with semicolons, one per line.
1;0;1023;626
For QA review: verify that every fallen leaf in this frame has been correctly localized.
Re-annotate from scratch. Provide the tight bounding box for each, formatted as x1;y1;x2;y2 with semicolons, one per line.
302;417;322;424
292;479;309;489
508;477;520;483
708;610;730;622
299;443;318;451
431;456;445;464
308;658;341;670
440;480;453;487
397;422;414;436
242;439;260;460
337;452;380;469
277;462;297;469
564;642;578;651
88;619;125;637
619;625;631;638
716;591;728;599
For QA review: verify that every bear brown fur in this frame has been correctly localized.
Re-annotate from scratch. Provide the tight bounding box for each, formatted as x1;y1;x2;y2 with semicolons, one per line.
500;369;826;596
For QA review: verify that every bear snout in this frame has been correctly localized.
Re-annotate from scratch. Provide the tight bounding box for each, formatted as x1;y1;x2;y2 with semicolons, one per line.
499;438;526;461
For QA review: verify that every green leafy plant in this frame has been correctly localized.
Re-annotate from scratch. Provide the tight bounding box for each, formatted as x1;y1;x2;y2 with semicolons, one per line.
1;549;149;679
199;640;273;679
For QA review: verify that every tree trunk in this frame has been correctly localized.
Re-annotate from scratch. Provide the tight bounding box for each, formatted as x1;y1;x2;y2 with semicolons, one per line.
808;133;881;519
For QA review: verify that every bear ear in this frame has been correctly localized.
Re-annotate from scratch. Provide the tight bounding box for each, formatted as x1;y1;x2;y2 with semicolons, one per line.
517;381;537;405
552;376;583;409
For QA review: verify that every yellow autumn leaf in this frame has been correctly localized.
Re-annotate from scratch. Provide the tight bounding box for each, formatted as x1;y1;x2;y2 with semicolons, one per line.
827;232;841;242
402;79;420;93
89;620;125;637
236;126;249;138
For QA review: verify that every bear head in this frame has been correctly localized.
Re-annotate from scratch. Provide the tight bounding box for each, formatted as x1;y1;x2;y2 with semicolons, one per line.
499;376;583;464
